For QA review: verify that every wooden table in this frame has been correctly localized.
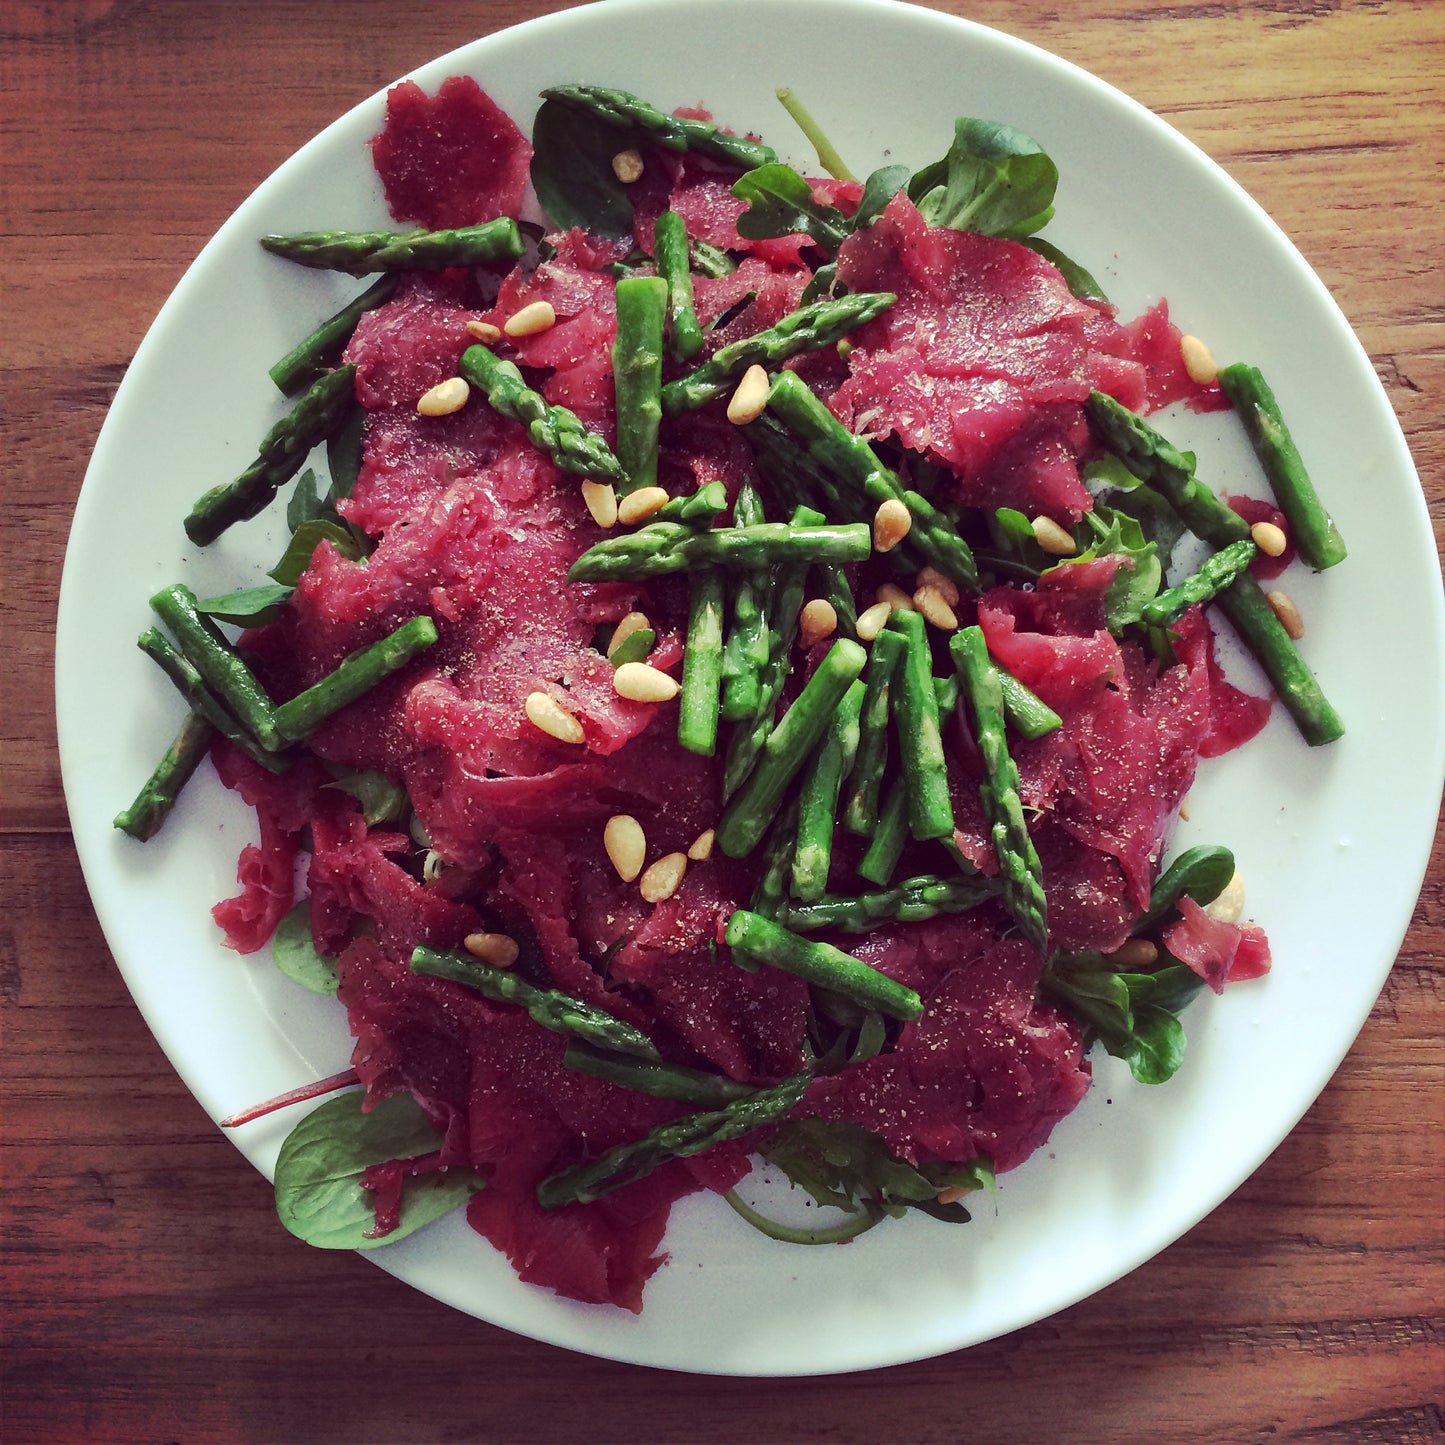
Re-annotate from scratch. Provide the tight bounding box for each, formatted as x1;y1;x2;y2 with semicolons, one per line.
5;1;1441;1439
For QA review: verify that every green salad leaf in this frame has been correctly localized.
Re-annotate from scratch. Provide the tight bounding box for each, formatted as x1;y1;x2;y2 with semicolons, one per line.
733;163;850;253
274;1090;482;1250
270;899;340;996
908;117;1058;239
529;97;635;238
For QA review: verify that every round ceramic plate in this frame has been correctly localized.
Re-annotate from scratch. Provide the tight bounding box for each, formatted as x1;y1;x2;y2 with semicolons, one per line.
58;0;1443;1376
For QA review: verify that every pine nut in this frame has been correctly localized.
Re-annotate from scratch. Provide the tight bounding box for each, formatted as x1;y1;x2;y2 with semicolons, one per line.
914;584;959;631
1204;869;1246;925
524;690;584;743
617;485;670;525
914;566;960;608
1107;938;1159;968
607;611;652;660
504;300;556;338
856;600;894;642
581;480;619;528
687;828;716;862
465;319;502;343
1266;589;1305;640
872;498;912;552
1180;334;1218;385
1250;520;1288;557
1032;516;1077;556
798;597;838;649
416;376;470;417
875;582;915;612
613;661;680;703
603;814;647;882
935;1185;969;1206
639;851;688;903
726;364;770;425
463;931;520;968
611;148;645;184
1179;793;1191;822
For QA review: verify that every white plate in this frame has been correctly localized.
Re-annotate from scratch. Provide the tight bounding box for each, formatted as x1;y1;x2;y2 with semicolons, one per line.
58;0;1443;1376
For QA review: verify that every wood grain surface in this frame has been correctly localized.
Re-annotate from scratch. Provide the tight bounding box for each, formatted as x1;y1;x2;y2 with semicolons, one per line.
3;1;1441;1440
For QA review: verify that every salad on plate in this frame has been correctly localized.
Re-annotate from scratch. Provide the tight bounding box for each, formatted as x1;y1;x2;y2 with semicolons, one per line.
111;74;1345;1314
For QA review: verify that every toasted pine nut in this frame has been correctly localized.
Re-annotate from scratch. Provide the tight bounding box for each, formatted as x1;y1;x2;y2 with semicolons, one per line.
613;661;680;703
914;584;959;631
935;1185;969;1206
875;582;915;612
416;376;470;417
1107;938;1159;968
1180;334;1218;385
1179;793;1191;822
639;851;688;904
465;319;502;343
856;600;894;642
726;364;770;425
611;148;644;184
463;931;520;968
1251;520;1288;557
603;814;647;882
872;498;912;552
798;598;838;649
524;690;585;743
1204;869;1246;925
580;480;619;528
504;300;556;338
607;611;652;660
687;828;716;862
914;566;960;608
617;485;670;525
1266;588;1305;640
1032;516;1077;556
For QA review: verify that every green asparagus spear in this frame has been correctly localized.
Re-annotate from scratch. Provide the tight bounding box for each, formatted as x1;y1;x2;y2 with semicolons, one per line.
137;627;288;773
184;365;358;546
843;628;904;835
722;507;818;798
719;483;771;721
268;275;401;396
460;343;625;484
1085;390;1344;745
536;1068;810;1209
611;275;667;494
660;292;896;413
113;710;216;841
561;1041;754;1106
784;873;1001;933
677;569;726;757
856;775;910;887
749;797;802;923
259;217;524;275
652;209;705;361
1217;362;1346;570
566;518;871;583
723;910;923;1021
716;637;868;858
149;584;282;750
1141;538;1258;627
410;946;661;1060
540;84;778;171
766;370;979;592
996;668;1063;740
652;479;729;526
952;627;1048;955
888;612;955;842
1214;575;1345;745
791;679;866;901
272;616;438;743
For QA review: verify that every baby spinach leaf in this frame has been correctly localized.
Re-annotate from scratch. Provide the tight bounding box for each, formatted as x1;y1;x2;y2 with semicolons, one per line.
268;518;366;587
1137;844;1236;932
909;117;1058;240
1114;1003;1186;1085
323;768;410;827
732;163;850;254
274;1090;482;1250
325;400;366;502
193;583;294;627
1024;237;1110;303
530;97;635;239
270;899;340;996
853;163;911;230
